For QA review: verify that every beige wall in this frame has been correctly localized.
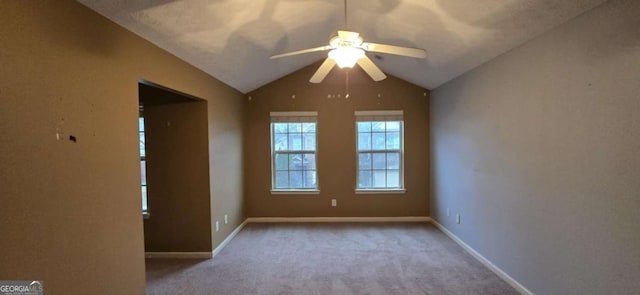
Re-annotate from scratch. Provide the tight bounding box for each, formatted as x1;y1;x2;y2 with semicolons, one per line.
143;101;212;252
245;63;430;217
430;0;640;293
0;1;244;294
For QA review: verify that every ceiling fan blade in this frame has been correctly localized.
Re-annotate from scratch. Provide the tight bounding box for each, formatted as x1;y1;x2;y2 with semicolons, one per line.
362;42;427;58
309;58;336;83
357;55;387;81
270;45;332;59
338;30;360;41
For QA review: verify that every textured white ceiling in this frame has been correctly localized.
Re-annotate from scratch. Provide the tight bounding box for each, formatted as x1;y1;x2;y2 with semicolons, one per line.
79;0;607;93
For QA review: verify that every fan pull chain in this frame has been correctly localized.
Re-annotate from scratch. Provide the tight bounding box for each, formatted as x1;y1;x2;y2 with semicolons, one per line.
345;71;350;98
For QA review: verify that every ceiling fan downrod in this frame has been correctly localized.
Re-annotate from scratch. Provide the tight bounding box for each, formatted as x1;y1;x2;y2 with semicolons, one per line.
344;0;348;29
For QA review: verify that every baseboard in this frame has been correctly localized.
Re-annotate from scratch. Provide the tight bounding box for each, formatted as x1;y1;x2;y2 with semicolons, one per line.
431;219;533;295
246;216;431;223
144;252;212;259
145;220;248;260
212;219;248;258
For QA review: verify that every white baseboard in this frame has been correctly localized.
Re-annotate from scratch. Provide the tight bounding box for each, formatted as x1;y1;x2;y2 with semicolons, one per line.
246;216;431;223
431;219;533;295
144;252;212;259
145;220;248;260
212;219;248;258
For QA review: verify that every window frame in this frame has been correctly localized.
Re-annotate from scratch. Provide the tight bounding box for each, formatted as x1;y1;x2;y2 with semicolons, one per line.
355;110;406;194
270;112;320;194
139;111;150;217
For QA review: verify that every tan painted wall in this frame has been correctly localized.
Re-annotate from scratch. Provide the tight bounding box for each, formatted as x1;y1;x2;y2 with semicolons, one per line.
143;101;212;252
0;1;244;294
430;0;640;293
245;63;430;217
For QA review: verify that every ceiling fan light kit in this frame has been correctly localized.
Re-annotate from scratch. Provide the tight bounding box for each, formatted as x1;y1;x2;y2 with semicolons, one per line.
269;1;427;83
329;47;364;68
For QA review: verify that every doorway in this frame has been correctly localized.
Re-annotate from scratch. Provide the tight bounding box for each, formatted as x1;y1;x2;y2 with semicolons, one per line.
138;80;213;253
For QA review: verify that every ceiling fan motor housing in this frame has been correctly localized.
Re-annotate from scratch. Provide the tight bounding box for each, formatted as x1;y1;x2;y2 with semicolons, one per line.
330;35;363;48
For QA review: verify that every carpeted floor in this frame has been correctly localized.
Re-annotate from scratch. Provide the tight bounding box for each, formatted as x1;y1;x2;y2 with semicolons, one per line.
146;222;518;294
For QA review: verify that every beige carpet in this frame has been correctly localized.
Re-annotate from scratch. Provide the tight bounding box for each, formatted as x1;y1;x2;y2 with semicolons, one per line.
146;222;518;294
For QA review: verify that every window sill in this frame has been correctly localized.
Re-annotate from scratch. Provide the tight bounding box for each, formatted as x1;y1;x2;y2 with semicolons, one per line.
271;189;320;195
355;189;406;194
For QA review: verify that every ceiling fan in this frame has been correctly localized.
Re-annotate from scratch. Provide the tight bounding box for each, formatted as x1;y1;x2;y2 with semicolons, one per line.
270;0;427;83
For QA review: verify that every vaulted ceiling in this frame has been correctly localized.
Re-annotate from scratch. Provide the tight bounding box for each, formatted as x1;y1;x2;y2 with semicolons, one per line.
79;0;607;93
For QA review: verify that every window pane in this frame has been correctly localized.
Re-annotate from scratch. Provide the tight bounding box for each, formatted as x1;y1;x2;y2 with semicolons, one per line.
386;121;400;131
386;132;400;149
372;133;385;150
358;171;372;188
358;132;371;150
303;154;316;170
274;123;288;133
288;123;302;133
358;153;371;169
288;134;302;150
372;122;385;131
141;160;147;185
373;170;386;188
141;186;147;211
275;171;289;188
274;134;288;151
387;170;400;188
139;133;145;156
138;117;145;132
372;153;386;169
303;170;317;188
289;154;303;170
303;134;316;151
271;119;317;190
387;153;400;169
357;122;371;132
275;153;288;170
302;123;316;133
289;171;303;188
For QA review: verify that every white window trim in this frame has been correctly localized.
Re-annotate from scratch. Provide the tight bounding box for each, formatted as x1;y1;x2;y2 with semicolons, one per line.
270;189;321;195
270;111;320;193
354;110;403;117
355;110;405;191
270;111;318;117
355;188;406;194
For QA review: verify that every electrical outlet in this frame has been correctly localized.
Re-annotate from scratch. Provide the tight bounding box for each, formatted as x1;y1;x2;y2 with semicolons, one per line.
215;221;219;231
224;214;228;224
331;199;337;207
447;208;450;217
456;214;461;224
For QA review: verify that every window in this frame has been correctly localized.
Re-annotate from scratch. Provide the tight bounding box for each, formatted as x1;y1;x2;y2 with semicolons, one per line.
139;111;149;216
271;112;318;193
356;110;404;192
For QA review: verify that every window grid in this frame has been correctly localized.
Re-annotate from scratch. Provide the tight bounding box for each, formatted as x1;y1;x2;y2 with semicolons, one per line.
272;121;318;190
139;116;148;214
356;120;403;189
